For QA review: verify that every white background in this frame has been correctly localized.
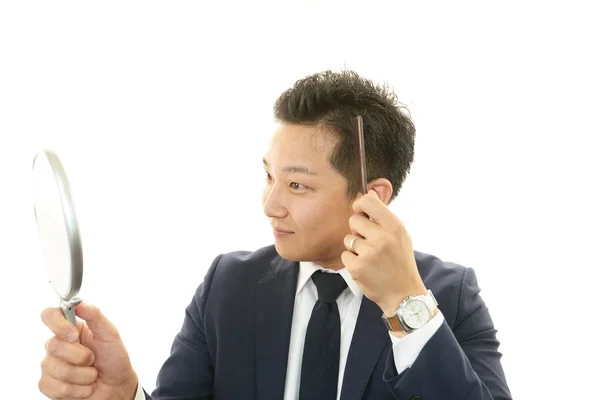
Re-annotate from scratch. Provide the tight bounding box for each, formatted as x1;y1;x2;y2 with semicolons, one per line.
1;1;599;398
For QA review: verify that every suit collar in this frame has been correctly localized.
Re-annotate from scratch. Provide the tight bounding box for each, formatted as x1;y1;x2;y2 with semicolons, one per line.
296;262;389;400
297;261;363;299
254;252;389;400
255;255;298;400
340;297;390;400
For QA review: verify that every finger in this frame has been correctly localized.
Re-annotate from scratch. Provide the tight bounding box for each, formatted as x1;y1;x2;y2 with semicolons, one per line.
75;302;120;341
41;308;79;343
38;372;95;399
348;213;381;240
45;336;95;366
352;190;397;230
344;234;370;255
341;250;362;279
41;354;98;385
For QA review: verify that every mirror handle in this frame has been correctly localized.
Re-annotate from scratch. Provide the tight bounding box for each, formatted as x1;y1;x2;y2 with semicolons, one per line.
60;297;82;343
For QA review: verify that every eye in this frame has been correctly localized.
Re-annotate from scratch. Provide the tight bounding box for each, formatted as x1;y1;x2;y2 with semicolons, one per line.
265;171;272;181
290;182;306;190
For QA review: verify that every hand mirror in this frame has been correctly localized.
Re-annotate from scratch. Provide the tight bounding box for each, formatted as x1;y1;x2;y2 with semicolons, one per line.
32;150;83;330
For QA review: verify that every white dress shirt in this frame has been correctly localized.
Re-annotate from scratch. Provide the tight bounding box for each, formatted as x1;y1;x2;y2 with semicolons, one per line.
134;261;444;400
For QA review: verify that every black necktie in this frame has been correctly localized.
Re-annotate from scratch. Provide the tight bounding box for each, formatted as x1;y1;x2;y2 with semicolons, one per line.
299;270;349;400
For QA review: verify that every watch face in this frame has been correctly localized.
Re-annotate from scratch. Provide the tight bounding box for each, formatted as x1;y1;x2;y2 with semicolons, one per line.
403;298;430;329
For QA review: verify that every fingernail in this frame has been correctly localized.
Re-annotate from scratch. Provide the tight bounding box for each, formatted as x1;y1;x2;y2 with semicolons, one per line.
67;331;78;342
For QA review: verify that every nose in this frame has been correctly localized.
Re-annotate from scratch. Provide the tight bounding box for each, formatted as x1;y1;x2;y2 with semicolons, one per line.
262;185;287;219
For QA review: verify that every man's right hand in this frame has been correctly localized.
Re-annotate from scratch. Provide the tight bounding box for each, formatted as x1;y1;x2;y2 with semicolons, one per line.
39;302;139;400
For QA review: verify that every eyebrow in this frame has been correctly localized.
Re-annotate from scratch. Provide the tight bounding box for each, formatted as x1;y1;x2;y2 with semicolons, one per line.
263;158;316;176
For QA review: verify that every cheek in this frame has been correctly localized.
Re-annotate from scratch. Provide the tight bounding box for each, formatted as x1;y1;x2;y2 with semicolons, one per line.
296;201;351;234
289;203;321;231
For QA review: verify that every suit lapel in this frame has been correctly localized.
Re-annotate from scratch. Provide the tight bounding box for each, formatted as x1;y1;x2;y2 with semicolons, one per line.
255;255;298;400
340;297;390;400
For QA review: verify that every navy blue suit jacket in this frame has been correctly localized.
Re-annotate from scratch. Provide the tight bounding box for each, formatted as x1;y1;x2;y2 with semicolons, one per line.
144;245;512;399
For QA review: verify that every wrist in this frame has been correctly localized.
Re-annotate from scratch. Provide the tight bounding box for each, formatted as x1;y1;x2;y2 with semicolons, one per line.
120;372;139;400
130;381;139;400
390;330;409;339
381;288;438;336
379;287;428;317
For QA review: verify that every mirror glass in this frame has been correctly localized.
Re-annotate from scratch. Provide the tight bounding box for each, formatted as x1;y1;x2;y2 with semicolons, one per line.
31;150;83;302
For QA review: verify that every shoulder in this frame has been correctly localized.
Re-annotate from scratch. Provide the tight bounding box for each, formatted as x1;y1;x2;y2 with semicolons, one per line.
213;244;279;271
203;244;280;287
414;250;469;287
414;250;482;327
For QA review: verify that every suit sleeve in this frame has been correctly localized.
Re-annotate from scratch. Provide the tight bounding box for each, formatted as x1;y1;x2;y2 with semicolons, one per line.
382;267;512;400
388;310;444;373
140;254;223;400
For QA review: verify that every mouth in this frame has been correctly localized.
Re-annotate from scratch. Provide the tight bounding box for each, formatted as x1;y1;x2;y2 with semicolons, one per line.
272;228;294;236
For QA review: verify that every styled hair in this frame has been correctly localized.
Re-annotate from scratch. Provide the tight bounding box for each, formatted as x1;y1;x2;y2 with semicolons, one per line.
273;69;415;202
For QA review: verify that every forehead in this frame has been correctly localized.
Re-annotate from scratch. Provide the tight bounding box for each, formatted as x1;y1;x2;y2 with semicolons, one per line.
264;124;338;168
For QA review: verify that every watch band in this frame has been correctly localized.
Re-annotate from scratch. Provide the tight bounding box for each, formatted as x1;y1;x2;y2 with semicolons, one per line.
381;289;438;333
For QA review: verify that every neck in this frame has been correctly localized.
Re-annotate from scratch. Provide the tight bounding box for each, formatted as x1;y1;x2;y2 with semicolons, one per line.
313;252;345;271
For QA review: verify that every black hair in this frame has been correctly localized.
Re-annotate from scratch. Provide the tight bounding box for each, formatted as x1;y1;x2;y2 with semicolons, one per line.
273;69;415;201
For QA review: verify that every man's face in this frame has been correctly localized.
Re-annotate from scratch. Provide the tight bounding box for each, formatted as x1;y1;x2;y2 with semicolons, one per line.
262;124;355;269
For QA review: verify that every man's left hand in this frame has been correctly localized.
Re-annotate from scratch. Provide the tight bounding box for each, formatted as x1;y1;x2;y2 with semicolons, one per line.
341;190;427;318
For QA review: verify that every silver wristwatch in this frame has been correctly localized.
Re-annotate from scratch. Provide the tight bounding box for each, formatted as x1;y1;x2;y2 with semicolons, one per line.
381;289;438;333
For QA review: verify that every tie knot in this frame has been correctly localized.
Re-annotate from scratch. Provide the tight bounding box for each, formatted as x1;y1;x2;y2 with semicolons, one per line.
311;271;348;303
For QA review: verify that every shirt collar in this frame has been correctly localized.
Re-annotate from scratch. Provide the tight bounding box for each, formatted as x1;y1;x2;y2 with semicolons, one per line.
297;261;363;299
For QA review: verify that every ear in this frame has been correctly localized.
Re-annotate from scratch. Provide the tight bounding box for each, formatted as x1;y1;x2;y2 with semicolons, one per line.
367;178;393;205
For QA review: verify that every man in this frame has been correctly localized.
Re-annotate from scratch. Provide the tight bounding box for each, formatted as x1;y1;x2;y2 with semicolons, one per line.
39;70;512;399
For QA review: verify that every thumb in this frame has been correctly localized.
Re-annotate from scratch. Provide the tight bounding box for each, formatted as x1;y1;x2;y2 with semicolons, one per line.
76;302;121;341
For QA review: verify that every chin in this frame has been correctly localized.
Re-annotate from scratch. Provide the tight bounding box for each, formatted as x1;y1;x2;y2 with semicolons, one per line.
274;240;332;264
273;240;312;262
274;242;300;261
